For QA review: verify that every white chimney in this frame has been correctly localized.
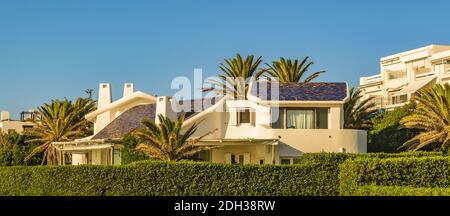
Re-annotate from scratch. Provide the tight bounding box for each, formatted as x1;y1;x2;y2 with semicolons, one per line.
155;96;177;125
123;83;134;98
94;83;112;134
98;83;112;109
1;111;10;121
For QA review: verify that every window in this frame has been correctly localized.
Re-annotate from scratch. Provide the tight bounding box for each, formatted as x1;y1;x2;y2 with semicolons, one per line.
238;109;251;124
227;153;250;164
271;108;284;129
387;70;407;80
287;109;314;129
316;108;328;129
113;149;122;165
280;157;299;165
237;108;255;126
280;159;291;165
391;94;408;105
271;108;329;129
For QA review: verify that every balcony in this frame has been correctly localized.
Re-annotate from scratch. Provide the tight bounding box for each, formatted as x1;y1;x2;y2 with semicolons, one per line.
360;74;383;87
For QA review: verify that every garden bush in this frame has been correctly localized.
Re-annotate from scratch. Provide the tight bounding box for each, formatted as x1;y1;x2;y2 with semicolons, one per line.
350;185;450;196
295;151;443;195
0;160;338;196
339;156;450;195
297;151;443;165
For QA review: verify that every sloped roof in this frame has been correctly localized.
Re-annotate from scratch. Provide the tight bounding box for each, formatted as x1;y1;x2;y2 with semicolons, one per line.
92;97;221;140
250;82;348;101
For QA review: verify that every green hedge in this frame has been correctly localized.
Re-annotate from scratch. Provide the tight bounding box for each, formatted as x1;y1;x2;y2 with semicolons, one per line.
339;156;450;195
295;151;444;195
297;151;443;165
350;185;450;196
0;161;338;196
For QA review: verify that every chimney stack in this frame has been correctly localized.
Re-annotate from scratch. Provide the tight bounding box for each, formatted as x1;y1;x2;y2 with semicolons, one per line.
94;83;112;134
155;96;177;125
1;111;10;121
123;83;134;98
98;83;112;109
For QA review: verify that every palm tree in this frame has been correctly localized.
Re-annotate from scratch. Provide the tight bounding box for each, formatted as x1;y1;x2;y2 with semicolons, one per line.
400;84;450;151
25;98;96;165
344;87;376;130
203;54;265;99
134;113;214;161
262;57;325;83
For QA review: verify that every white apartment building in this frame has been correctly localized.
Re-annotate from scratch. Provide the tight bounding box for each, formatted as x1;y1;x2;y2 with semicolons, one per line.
0;110;36;134
359;44;450;110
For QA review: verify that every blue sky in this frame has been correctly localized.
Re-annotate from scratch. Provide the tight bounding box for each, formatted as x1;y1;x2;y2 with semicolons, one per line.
1;0;450;117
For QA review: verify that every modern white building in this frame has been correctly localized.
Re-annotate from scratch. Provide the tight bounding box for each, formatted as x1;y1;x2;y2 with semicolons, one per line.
0;110;36;134
53;81;367;166
359;44;450;110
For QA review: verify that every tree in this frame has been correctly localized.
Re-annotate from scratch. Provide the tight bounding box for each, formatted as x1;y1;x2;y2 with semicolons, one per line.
0;131;41;166
344;87;377;130
25;98;96;165
262;57;325;83
368;103;418;153
134;113;214;161
400;84;450;151
203;54;264;99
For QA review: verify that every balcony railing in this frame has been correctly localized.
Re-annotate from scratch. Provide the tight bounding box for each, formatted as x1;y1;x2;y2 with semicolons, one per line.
361;74;383;86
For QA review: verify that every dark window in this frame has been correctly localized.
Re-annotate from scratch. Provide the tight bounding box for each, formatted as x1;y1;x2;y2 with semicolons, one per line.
271;108;284;129
259;159;265;165
280;159;291;165
231;154;237;164
316;108;328;129
238;109;251;124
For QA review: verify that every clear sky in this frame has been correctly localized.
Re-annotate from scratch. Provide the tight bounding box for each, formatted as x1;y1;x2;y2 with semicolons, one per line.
1;0;450;118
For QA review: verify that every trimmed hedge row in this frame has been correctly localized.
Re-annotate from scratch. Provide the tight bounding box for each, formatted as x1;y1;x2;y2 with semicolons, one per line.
297;151;443;165
339;156;450;196
0;161;338;196
350;185;450;196
295;151;444;195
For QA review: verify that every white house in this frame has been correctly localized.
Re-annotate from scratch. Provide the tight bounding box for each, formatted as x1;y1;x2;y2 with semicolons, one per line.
52;81;367;166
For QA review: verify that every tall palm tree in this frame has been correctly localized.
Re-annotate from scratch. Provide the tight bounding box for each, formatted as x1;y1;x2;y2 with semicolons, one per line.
400;84;450;151
203;54;265;99
344;87;377;130
134;113;214;161
25;98;96;165
262;57;325;83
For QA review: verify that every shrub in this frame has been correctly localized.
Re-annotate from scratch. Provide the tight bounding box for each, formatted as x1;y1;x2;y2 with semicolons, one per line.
350;185;450;196
295;151;443;195
368;103;419;152
339;156;450;195
296;151;443;165
0;161;338;196
120;135;148;164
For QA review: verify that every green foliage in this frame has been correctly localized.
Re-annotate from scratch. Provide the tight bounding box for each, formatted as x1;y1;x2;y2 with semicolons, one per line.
26;97;96;165
339;156;450;195
400;84;450;151
295;152;443;195
344;87;376;130
296;151;443;165
0;132;41;166
0;161;338;196
261;57;324;83
135;113;214;161
121;135;148;164
368;103;419;152
350;185;450;196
